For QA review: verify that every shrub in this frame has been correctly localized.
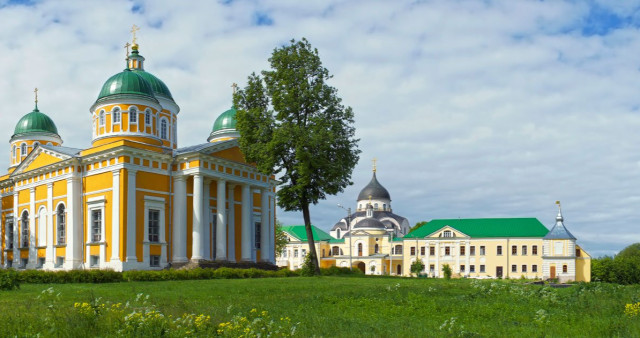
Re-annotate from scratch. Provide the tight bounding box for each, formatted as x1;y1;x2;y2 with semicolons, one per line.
442;264;452;280
411;260;425;276
15;269;122;284
0;269;20;290
299;253;315;277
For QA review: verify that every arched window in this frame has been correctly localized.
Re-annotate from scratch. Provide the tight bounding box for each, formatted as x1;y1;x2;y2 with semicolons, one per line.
112;108;120;123
562;264;568;273
336;228;341;238
37;207;47;247
443;230;452;238
57;204;66;244
21;211;29;248
129;107;137;123
396;264;402;275
374;203;378;210
332;246;340;256
12;145;16;161
160;119;168;139
145;110;151;125
20;143;27;158
99;111;106;126
358;243;363;256
374;244;379;253
383;203;386;211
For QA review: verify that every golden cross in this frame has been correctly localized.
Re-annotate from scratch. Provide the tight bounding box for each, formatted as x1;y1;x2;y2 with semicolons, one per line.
556;200;562;212
131;24;140;44
34;87;38;104
232;83;238;94
124;42;131;57
372;158;377;172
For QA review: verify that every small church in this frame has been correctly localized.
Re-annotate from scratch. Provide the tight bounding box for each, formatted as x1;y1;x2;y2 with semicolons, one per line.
1;28;276;271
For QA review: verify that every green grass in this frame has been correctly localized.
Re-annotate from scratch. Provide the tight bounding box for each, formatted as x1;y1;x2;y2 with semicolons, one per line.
1;276;639;337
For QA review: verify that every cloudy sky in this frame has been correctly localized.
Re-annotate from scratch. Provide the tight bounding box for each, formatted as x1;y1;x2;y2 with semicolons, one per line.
1;0;639;257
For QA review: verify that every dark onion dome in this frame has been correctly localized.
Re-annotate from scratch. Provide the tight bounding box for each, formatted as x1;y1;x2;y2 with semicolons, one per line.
357;172;391;201
13;106;59;137
353;218;386;230
131;70;173;100
95;69;158;104
212;106;237;132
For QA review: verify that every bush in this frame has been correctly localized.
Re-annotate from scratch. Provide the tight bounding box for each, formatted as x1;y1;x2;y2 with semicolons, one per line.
15;269;123;284
411;260;425;276
442;264;452;280
299;254;315;277
0;269;20;290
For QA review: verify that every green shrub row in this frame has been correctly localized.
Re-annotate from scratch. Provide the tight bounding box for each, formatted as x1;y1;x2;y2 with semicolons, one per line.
0;266;361;286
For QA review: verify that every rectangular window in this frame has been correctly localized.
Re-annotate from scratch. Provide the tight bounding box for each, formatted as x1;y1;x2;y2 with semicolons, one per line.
512;245;517;255
145;111;151;125
6;220;14;250
150;255;160;267
294;249;298;258
21;221;29;248
56;256;64;268
113;111;120;123
497;245;502;255
522;245;527;255
410;247;416;256
90;255;99;268
470;265;475;273
420;247;425;256
301;249;306;257
91;210;102;242
512;264;517;273
255;222;261;249
429;246;435;255
130;110;137;123
57;211;66;244
148;209;160;242
445;246;450;256
532;245;538;255
576;248;581;257
470;246;476;256
555;242;563;255
6;260;12;268
460;264;465;272
429;264;435;273
480;265;485;273
532;265;538;273
562;264;568;273
480;246;485;256
460;246;465;256
522;265;527;273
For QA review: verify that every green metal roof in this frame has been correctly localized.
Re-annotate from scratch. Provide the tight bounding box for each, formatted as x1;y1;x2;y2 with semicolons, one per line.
132;70;173;100
281;225;333;242
212;106;237;132
328;238;345;244
404;218;550;239
96;69;156;101
13;107;59;136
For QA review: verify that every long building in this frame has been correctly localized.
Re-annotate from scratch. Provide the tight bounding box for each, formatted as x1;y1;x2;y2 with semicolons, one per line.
1;37;276;271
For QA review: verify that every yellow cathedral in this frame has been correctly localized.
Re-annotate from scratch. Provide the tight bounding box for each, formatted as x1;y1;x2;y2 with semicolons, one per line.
0;36;277;271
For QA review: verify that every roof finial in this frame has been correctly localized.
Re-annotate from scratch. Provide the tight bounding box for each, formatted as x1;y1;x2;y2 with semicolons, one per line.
130;24;140;50
34;87;38;110
555;200;563;221
372;157;377;173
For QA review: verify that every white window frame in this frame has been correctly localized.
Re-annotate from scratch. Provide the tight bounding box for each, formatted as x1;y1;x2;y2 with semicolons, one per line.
11;144;16;161
20;143;27;158
112;107;121;125
20;210;29;248
129;107;138;124
86;196;106;268
554;242;563;255
55;203;66;245
37;206;47;247
160;118;168;140
5;215;14;251
254;221;261;249
143;196;166;268
145;109;151;126
99;110;106;127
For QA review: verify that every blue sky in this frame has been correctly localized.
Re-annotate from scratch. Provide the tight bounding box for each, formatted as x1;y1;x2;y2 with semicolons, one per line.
1;0;640;257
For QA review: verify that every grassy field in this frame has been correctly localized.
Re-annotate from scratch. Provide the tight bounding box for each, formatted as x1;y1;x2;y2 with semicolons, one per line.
1;276;639;337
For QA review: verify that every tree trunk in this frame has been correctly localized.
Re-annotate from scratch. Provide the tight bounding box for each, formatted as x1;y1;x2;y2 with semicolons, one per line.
301;203;321;275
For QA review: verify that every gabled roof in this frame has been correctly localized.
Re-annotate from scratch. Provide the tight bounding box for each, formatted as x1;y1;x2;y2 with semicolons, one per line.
281;225;333;242
11;145;81;177
404;218;549;239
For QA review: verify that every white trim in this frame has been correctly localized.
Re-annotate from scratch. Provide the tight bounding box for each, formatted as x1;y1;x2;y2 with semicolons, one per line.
143;195;167;268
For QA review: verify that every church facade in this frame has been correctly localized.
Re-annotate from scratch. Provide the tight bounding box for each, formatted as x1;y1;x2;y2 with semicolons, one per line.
1;38;276;271
277;169;591;282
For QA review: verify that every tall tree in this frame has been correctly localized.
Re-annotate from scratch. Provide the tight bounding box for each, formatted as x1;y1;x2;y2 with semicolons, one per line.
274;220;288;258
234;38;360;274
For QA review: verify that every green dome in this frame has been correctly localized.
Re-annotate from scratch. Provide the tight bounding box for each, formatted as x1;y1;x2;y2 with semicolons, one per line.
13;107;59;137
132;70;173;100
96;69;156;101
212;106;237;132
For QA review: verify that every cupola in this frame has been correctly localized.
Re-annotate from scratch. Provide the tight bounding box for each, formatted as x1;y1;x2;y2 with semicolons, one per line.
356;159;391;212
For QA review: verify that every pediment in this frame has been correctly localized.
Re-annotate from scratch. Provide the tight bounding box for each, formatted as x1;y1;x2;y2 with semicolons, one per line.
425;225;470;239
11;146;72;177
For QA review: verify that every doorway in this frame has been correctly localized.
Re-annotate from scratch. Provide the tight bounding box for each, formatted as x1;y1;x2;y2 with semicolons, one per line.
356;262;365;273
550;266;556;279
396;264;402;275
496;266;503;278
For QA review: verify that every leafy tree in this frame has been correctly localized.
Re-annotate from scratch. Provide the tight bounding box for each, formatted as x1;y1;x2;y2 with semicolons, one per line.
234;38;360;275
274;220;288;258
591;243;640;284
442;264;452;280
410;260;425;276
617;243;640;259
412;221;428;231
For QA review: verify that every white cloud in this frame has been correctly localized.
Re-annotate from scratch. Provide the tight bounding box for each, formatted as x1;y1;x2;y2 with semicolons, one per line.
0;0;638;257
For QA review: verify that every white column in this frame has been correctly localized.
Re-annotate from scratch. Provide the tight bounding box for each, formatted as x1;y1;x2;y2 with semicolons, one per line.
12;192;18;266
29;188;36;266
45;183;54;269
110;170;121;266
172;176;188;263
66;175;82;269
216;179;227;260
241;184;252;262
125;169;137;263
456;241;461;273
227;184;236;262
191;174;204;261
269;193;275;262
260;189;270;262
203;178;211;260
465;241;470;276
434;242;440;277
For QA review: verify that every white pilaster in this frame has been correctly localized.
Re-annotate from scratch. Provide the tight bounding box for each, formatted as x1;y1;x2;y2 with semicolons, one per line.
260;189;270;262
65;175;82;269
12;192;18;266
29;188;36;267
191;174;204;261
241;184;252;262
44;183;54;269
172;176;187;263
125;169;137;262
227;184;236;262
216;179;227;260
203;178;211;260
110;170;122;267
434;242;440;277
